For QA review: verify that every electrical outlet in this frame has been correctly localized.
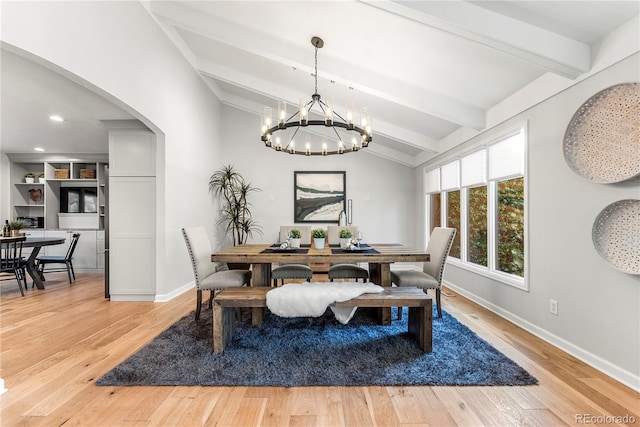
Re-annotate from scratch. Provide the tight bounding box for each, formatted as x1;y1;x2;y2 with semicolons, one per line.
550;299;558;315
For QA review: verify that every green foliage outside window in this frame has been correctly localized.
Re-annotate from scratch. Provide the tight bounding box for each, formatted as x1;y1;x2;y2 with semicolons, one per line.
446;190;461;258
468;185;488;266
497;177;525;277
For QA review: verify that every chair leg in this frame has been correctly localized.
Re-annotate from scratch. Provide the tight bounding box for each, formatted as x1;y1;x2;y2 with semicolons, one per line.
66;261;73;284
436;288;442;318
208;290;214;309
397;306;402;320
195;290;203;320
69;261;76;281
15;269;25;297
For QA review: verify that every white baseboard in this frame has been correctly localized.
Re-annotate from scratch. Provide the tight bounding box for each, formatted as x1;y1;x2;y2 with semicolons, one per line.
444;280;640;393
154;281;193;302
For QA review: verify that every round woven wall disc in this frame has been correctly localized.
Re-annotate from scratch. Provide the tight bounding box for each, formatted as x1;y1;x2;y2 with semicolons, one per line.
563;83;640;184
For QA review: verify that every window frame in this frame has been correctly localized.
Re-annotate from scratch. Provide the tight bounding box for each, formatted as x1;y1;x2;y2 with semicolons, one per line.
423;122;528;291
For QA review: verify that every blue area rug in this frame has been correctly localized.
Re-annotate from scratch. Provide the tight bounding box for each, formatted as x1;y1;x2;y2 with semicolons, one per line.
96;304;537;387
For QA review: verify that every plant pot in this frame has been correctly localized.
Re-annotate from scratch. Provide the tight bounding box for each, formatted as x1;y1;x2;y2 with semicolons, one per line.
340;238;351;249
10;230;22;237
289;238;301;248
314;238;325;249
24;177;35;184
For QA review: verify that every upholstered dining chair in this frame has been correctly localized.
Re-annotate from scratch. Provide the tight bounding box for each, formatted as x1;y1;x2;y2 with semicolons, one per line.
391;227;456;318
182;227;251;320
326;225;369;282
36;233;80;284
1;236;28;296
271;225;313;286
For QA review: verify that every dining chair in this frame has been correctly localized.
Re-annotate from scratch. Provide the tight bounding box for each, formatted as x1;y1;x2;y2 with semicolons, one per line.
1;236;28;296
271;225;313;286
391;227;456;318
182;227;251;320
36;233;80;284
326;225;369;283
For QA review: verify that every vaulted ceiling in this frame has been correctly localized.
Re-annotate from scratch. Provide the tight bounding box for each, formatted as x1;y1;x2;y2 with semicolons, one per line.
147;1;638;165
2;1;638;166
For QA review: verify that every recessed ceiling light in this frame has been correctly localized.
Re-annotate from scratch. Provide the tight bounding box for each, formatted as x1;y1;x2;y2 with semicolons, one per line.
34;147;45;152
49;115;65;122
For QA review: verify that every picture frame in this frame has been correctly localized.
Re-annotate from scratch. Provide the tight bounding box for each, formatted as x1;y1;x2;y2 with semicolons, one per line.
294;171;346;223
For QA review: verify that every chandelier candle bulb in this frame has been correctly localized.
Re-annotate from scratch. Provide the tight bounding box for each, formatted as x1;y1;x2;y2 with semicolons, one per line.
278;100;287;128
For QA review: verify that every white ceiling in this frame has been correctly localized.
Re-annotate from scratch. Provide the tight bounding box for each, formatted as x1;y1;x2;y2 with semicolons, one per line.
1;1;638;166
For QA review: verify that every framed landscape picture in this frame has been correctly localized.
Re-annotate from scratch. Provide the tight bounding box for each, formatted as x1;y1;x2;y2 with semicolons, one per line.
294;171;346;223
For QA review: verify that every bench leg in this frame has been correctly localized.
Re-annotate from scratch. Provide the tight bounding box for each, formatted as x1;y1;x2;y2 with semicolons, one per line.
252;307;264;326
408;303;432;353
213;304;237;353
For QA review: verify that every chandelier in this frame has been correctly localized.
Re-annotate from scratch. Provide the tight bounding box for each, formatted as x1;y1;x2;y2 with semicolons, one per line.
261;36;372;156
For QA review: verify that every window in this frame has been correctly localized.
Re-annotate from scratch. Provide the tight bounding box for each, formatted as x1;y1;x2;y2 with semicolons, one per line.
429;193;441;235
446;190;461;258
467;185;487;267
496;177;524;277
423;124;526;288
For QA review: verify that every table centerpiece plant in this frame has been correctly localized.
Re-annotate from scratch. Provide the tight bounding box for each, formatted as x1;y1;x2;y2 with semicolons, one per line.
8;220;29;237
288;228;302;248
338;228;352;249
312;228;326;249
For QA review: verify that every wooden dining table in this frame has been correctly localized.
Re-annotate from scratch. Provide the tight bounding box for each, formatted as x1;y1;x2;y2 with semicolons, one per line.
211;243;430;324
212;243;430;286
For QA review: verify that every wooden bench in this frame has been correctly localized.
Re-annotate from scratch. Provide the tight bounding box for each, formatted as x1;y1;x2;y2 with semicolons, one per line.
212;286;432;354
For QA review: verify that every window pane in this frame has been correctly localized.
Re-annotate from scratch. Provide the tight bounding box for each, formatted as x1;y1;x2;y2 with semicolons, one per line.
467;185;487;266
497;177;524;276
446;190;460;258
430;193;441;234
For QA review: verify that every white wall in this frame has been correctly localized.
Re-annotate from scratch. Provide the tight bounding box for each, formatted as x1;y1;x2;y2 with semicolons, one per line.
219;106;416;248
418;54;640;390
1;1;224;299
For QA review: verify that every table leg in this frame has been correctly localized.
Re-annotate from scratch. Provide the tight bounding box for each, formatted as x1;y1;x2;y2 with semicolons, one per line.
26;246;45;290
251;263;271;287
370;263;393;325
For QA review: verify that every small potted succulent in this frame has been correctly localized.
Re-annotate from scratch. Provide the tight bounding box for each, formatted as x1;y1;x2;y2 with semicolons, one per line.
36;172;45;183
288;229;302;248
312;228;326;249
24;172;35;184
338;228;352;249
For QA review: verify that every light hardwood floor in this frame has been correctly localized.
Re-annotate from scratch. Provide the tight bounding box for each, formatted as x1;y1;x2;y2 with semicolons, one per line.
1;273;638;426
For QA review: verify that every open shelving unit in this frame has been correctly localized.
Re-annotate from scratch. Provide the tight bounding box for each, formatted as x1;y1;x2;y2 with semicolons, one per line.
9;157;108;230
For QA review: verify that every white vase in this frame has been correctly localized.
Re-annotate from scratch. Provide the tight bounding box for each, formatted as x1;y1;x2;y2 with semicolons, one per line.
289;238;301;248
340;238;351;249
314;238;325;249
24;177;35;183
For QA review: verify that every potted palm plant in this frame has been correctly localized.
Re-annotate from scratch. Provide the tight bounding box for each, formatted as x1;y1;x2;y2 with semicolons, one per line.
209;165;262;248
312;228;326;249
288;228;302;248
339;228;352;249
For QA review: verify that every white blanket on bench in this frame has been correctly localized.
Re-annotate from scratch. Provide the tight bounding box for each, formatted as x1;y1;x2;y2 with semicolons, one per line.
266;282;384;324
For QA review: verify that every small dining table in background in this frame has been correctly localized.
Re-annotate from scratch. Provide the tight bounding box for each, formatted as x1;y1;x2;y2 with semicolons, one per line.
21;236;67;289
